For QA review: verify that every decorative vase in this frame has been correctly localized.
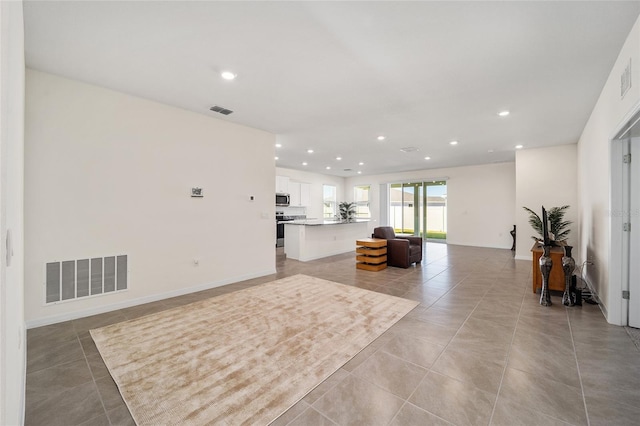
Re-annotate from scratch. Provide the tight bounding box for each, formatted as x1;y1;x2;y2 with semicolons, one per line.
539;245;553;306
562;245;576;306
510;225;516;251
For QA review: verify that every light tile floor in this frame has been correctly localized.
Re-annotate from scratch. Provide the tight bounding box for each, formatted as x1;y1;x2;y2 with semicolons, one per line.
25;243;640;425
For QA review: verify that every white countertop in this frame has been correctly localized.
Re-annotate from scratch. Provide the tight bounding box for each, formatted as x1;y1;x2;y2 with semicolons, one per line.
284;219;371;226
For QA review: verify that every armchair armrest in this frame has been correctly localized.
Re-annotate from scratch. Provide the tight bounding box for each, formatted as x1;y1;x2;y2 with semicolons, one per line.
397;236;422;246
386;239;410;268
387;238;409;249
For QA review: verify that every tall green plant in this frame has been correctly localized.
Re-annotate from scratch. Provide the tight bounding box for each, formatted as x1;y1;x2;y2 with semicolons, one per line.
522;205;572;242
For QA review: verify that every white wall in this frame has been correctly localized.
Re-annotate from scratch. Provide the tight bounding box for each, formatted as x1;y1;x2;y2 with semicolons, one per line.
0;1;26;424
24;70;276;327
275;167;345;219
345;162;516;249
578;16;640;323
514;145;579;260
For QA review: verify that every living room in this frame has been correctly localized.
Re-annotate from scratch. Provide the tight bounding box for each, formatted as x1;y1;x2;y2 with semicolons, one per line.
3;2;640;425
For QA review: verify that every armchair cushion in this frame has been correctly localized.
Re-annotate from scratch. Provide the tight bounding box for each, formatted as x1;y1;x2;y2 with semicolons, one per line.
372;226;396;240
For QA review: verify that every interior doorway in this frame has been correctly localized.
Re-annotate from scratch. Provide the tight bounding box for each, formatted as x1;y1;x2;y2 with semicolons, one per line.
388;181;447;241
612;113;640;327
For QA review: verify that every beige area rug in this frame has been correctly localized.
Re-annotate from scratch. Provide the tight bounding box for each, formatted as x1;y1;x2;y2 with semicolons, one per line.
90;274;418;425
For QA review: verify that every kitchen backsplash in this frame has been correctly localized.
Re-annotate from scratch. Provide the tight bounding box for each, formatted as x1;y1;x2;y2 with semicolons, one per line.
278;206;307;216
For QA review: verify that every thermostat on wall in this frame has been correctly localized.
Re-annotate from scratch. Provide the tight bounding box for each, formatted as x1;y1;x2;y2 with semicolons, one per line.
191;187;203;198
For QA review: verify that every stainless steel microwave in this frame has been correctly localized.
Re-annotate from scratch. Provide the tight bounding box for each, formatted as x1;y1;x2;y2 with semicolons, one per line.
276;193;290;207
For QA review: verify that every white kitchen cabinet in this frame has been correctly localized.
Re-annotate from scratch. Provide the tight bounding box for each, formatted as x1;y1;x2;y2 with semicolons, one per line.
289;182;311;207
275;175;289;194
289;182;301;206
300;182;310;206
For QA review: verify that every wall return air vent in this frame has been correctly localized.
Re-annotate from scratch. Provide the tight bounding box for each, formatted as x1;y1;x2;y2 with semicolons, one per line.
210;105;234;115
45;255;128;304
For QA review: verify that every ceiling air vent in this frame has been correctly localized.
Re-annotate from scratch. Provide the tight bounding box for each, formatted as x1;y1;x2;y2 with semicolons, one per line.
400;147;419;153
210;105;234;115
343;168;353;172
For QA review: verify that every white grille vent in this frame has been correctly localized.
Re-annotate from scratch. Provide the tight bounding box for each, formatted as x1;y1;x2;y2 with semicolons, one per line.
400;147;419;153
209;105;234;115
46;255;128;303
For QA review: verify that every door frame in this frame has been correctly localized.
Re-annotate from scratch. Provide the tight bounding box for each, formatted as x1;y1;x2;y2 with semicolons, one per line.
609;102;640;325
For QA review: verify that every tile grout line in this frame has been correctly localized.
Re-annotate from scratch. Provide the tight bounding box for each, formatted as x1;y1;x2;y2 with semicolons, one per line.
486;268;528;426
76;331;113;426
566;306;591;426
395;263;493;425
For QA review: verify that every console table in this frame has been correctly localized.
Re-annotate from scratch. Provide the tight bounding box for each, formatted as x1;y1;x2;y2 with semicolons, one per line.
531;242;566;293
356;238;387;271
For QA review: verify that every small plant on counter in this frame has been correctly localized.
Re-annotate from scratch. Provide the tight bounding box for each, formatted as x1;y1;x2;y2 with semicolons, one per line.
338;202;357;222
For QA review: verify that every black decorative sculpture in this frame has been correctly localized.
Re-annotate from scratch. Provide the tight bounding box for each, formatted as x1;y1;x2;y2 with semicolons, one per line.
562;246;576;306
541;206;551;246
539;245;553;306
510;225;516;251
539;207;553;306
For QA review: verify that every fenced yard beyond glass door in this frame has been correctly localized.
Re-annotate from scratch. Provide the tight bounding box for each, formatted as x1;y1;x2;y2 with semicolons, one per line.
389;181;447;240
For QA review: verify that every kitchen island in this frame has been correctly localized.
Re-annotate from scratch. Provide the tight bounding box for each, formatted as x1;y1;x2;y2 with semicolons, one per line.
284;219;371;261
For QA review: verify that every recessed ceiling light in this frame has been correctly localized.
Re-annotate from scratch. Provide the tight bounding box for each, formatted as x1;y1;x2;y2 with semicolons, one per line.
488;149;494;153
358;162;364;166
357;171;362;174
302;162;308;166
377;136;385;141
221;71;236;80
498;110;510;117
275;156;279;160
515;144;524;149
336;156;342;161
307;149;314;154
326;166;331;170
275;143;282;148
450;141;458;146
424;156;431;160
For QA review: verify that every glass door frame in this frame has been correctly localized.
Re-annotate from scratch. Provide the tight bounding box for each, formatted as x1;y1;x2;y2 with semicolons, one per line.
388;180;447;239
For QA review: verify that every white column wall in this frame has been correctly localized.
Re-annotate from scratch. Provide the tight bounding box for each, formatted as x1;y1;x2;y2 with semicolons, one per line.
514;145;579;261
25;70;276;327
0;1;26;424
578;16;640;322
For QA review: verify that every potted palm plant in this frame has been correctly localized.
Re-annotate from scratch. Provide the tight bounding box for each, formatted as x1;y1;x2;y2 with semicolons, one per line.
523;205;572;243
338;202;357;222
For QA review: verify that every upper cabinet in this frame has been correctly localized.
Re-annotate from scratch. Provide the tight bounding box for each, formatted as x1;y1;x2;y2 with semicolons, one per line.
300;182;311;206
289;182;311;207
275;175;290;193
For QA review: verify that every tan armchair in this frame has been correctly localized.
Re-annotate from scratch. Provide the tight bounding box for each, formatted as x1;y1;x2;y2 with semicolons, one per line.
372;226;423;268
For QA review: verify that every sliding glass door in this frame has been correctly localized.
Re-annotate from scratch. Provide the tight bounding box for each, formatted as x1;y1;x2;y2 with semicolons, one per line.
389;181;447;240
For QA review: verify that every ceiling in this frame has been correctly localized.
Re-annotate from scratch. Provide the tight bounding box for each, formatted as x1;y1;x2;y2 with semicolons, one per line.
23;1;640;177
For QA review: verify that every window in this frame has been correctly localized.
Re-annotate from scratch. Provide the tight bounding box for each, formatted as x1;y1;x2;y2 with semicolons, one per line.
323;185;337;218
354;185;371;218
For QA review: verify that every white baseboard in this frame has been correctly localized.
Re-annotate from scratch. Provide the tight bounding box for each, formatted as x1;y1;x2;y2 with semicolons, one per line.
514;254;531;261
25;268;277;329
578;274;608;320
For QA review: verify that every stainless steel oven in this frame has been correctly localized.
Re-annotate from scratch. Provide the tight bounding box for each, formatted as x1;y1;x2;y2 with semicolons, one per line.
276;212;304;247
